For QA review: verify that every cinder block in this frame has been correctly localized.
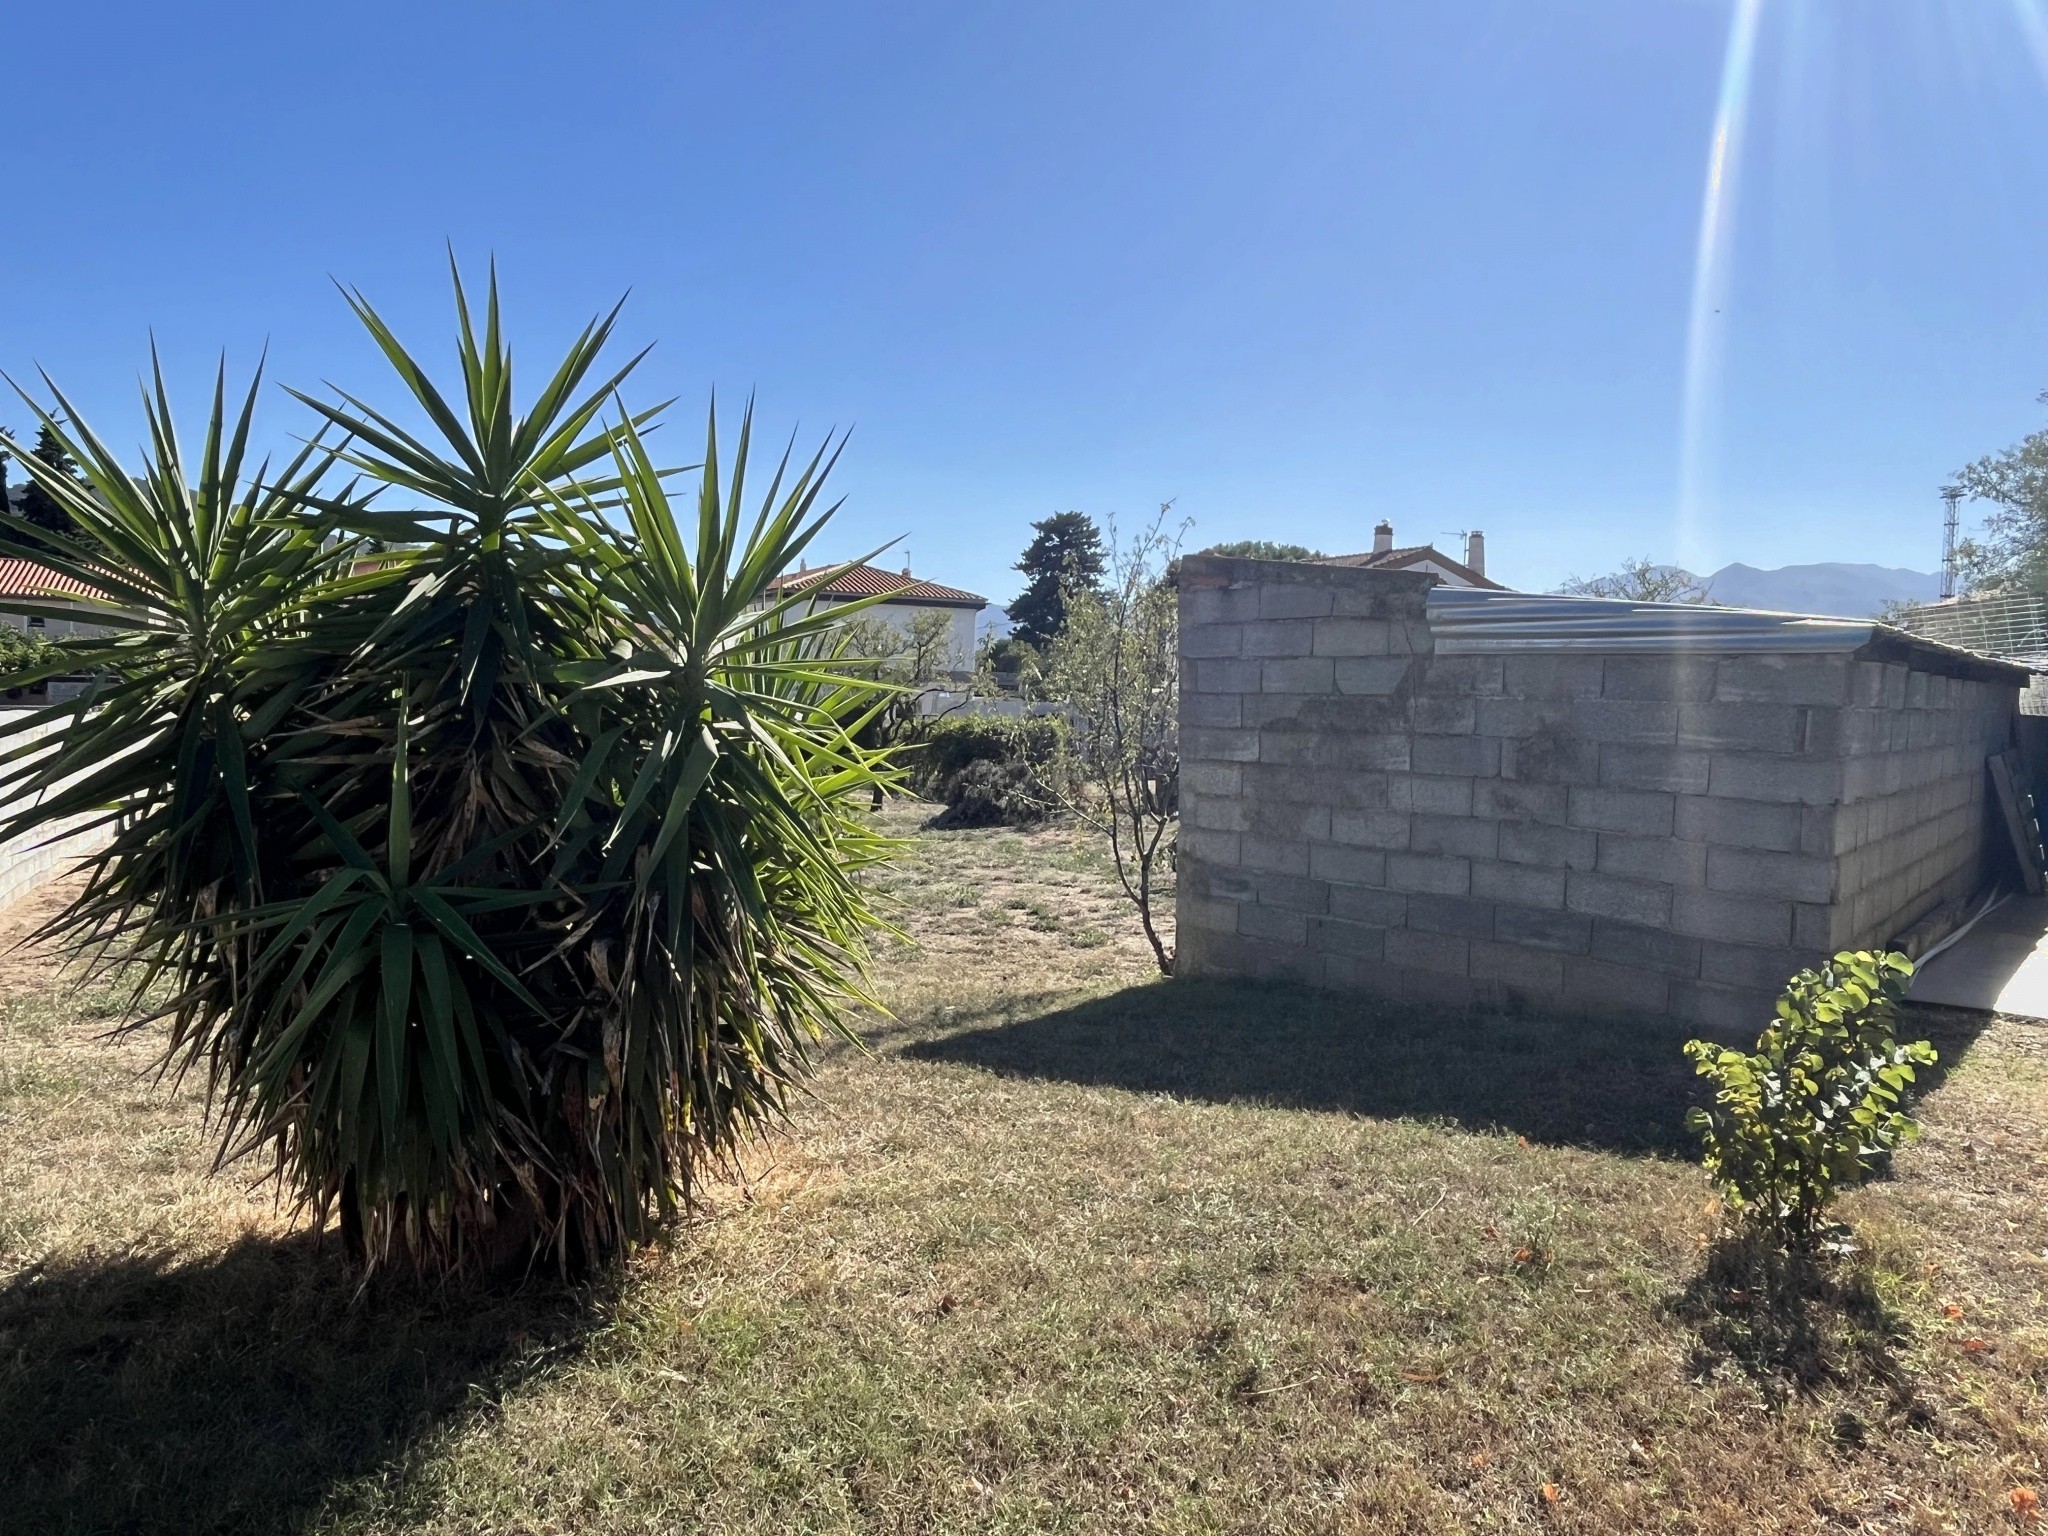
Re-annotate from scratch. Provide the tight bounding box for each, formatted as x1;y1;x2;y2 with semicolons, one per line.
1498;820;1598;871
1246;763;1386;809
1501;729;1600;786
1602;655;1716;702
1176;894;1242;936
1472;859;1567;909
1411;696;1478;735
1797;803;1847;857
1705;846;1834;903
1412;735;1501;777
1715;655;1850;706
1796;707;1840;757
1263;657;1336;694
1494;903;1592;953
1849;660;1887;708
1313;617;1392;656
1386;928;1471;976
1411;814;1499;860
1307;916;1387;959
1565;871;1673;926
1240;836;1311;876
1590;918;1702;978
1246;869;1328;912
1600;745;1710;795
1182;762;1243;798
1257;582;1336;619
1182;623;1246;659
1568;786;1676;836
1237;903;1309;944
1571;699;1679;745
1707;753;1842;806
1504;654;1605;700
1792;900;1857;952
1670;979;1774;1037
1185;726;1261;763
1676;702;1802;754
1472;779;1568;824
1387;853;1471;896
1596;832;1708;885
1189;796;1252;834
1203;929;1326;986
1180;585;1263;625
1562;956;1671;1015
1181;828;1241;867
1468;939;1566;993
1672;794;1801;851
1417;655;1507;697
1333;656;1411;695
1309;843;1387;886
1183;693;1243;729
1330;884;1408;926
1699;940;1811;991
1671;888;1793;946
1475;697;1572;738
1241;618;1317;657
1331;810;1412;850
1393;775;1474;815
1192;658;1262;694
1407;892;1497;938
1249;800;1332;843
1376;962;1476;1008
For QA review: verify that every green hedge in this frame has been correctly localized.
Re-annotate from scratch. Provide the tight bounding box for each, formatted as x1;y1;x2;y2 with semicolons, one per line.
909;713;1068;825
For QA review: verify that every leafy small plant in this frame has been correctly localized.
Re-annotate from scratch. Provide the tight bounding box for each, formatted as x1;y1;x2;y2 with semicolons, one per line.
1684;950;1933;1252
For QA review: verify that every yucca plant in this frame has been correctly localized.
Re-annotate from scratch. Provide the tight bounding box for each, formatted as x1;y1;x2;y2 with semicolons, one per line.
0;265;899;1275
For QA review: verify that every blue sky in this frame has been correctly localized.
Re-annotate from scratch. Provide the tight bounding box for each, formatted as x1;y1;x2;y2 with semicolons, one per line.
4;1;2047;605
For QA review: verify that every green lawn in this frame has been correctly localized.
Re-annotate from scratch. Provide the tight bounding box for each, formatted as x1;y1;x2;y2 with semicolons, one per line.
1;802;2044;1533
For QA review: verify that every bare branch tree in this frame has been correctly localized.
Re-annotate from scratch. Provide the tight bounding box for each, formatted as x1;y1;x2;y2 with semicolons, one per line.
1045;507;1185;975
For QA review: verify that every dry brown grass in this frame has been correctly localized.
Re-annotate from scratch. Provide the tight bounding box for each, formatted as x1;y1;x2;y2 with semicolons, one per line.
1;800;2044;1534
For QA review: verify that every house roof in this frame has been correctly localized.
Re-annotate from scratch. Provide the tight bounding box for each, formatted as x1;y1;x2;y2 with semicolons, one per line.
766;562;986;608
1319;545;1507;591
0;558;99;599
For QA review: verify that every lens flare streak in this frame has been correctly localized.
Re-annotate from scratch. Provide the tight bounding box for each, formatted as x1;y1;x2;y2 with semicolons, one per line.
1677;0;1765;568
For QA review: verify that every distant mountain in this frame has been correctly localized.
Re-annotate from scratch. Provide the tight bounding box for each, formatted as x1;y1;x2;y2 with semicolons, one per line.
1701;562;1941;619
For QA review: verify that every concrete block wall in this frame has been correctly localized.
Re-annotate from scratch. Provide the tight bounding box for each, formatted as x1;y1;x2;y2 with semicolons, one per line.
0;707;111;914
1175;557;2023;1032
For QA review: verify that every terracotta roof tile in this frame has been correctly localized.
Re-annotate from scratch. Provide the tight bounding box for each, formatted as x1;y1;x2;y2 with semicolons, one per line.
0;558;98;599
766;562;986;606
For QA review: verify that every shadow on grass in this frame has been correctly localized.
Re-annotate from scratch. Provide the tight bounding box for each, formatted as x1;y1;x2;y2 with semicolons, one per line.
0;1232;604;1536
902;976;1723;1155
1669;1235;1922;1421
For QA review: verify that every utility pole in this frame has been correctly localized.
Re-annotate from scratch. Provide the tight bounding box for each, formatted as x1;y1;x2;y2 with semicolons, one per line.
1940;486;1962;601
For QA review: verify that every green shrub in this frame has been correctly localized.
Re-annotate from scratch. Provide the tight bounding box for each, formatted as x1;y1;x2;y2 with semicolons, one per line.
928;758;1051;829
1684;950;1933;1251
0;267;896;1278
913;714;1064;789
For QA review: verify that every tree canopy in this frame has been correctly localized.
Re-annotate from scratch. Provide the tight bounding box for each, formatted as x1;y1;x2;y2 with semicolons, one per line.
1952;394;2048;593
1008;510;1105;649
1196;539;1324;562
1554;557;1711;604
14;425;86;543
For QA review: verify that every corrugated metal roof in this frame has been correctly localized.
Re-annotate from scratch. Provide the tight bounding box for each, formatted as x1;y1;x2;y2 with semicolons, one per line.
1425;586;2034;682
0;558;98;599
766;563;985;606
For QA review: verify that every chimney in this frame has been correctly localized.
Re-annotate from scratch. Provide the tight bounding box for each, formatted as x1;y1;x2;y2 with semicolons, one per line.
1465;529;1486;577
1372;520;1393;555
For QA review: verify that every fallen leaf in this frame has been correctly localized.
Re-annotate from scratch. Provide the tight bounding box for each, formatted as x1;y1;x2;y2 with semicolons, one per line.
1517;1135;1530;1148
1469;1452;1489;1468
1961;1337;1991;1353
2012;1486;2040;1522
1539;1482;1561;1505
1514;1246;1535;1265
1942;1303;1964;1319
935;1293;957;1316
1483;1223;1499;1239
1401;1369;1441;1384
